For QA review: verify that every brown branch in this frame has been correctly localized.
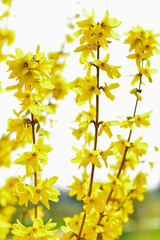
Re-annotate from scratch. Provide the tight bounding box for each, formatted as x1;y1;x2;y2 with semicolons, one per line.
77;44;100;240
97;59;144;226
31;113;37;219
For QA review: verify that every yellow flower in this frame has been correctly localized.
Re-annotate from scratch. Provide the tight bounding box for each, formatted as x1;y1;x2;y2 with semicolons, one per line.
103;82;119;100
71;146;102;168
139;60;158;83
134;111;151;128
52;76;69;100
7;117;32;143
131;172;148;201
127;47;145;67
98;122;113;138
14;137;52;175
0;28;15;61
0;134;17;168
63;214;83;232
2;0;11;7
29;177;60;209
15;176;31;207
93;54;121;79
100;146;113;167
127;137;148;162
74;9;121;49
12;218;57;239
100;9;121;39
7;48;36;79
68;170;89;201
0;215;11;240
7;46;54;92
14;90;54;117
112;135;131;155
66;34;75;43
124;25;160;61
130;88;142;101
83;192;106;214
74;45;96;64
120;116;134;129
73;75;101;106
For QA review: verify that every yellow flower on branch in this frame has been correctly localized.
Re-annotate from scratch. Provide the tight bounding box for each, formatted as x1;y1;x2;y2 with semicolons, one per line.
73;75;101;106
134;111;152;128
14;137;52;175
7;46;54;92
139;60;158;83
15;176;31;207
83;192;106;215
74;9;121;49
12;218;58;239
127;47;145;67
103;82;119;101
29;177;60;209
71;146;102;168
130;88;142;100
112;135;131;155
68;170;89;201
7;117;32;143
98;122;113;138
14;90;54;117
74;45;96;64
93;54;121;79
124;25;160;63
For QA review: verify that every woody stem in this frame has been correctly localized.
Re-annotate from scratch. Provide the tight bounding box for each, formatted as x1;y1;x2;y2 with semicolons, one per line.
31;113;37;219
77;44;100;240
97;59;144;226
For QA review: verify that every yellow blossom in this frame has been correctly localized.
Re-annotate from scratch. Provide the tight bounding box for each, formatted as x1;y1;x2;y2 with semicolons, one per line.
103;82;119;100
29;177;60;209
7;117;32;143
73;75;101;105
93;54;121;79
71;146;102;168
12;218;57;239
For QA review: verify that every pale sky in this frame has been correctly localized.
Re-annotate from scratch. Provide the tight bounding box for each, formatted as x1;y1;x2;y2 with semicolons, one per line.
0;0;160;190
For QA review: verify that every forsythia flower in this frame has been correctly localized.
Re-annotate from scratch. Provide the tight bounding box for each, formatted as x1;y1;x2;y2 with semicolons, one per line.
74;9;121;49
98;121;118;138
0;28;15;61
15;176;60;209
124;25;160;68
73;75;101;105
93;54;121;79
83;192;106;214
139;60;158;83
0;134;17;168
103;82;119;100
68;170;89;201
14;136;52;175
71;146;102;168
112;135;131;155
74;44;96;64
12;218;58;239
7;46;54;91
7;117;32;143
29;177;60;209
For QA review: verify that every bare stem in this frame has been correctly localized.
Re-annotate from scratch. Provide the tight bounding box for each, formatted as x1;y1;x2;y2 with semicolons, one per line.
31;113;37;219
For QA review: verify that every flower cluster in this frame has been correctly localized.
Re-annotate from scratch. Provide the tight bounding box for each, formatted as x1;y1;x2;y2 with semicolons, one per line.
59;10;159;240
0;0;15;62
6;46;61;239
0;177;18;240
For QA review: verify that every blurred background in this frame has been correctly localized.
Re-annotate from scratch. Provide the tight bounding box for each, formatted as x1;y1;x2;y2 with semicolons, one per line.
0;0;160;239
